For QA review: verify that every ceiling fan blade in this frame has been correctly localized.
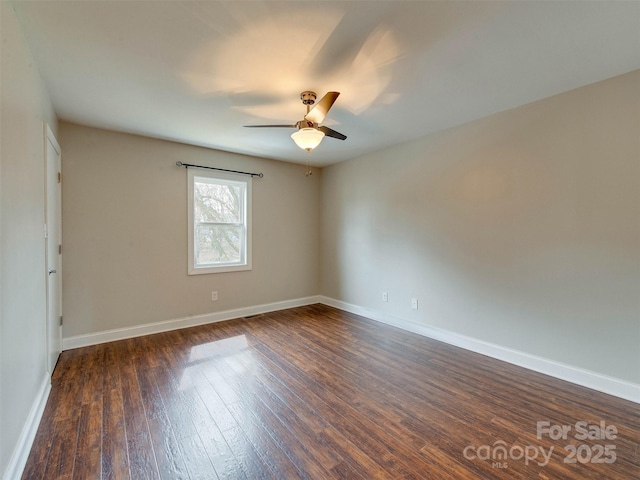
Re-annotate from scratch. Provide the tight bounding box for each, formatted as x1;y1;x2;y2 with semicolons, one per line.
244;124;297;128
305;92;340;125
318;125;347;141
310;5;393;79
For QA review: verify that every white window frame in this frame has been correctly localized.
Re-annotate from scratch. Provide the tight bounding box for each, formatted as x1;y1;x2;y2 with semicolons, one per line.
187;168;252;275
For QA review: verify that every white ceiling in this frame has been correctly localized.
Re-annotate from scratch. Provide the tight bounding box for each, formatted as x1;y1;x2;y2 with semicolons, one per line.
12;1;640;167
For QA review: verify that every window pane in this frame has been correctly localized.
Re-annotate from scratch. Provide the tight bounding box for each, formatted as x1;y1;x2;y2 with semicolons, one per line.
195;224;243;265
194;180;242;223
188;169;251;275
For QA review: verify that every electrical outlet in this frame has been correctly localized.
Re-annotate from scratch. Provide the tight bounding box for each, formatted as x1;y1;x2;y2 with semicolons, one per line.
382;292;388;302
411;298;418;309
211;291;218;301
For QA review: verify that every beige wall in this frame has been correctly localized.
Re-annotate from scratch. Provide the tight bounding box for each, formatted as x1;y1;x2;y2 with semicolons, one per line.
2;2;637;474
59;123;320;338
1;1;58;476
321;70;640;384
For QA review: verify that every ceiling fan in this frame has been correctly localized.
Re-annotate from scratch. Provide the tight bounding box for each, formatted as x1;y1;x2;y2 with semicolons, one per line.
244;91;347;151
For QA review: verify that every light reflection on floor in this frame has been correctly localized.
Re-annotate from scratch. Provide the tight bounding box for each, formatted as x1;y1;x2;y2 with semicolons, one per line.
179;334;252;392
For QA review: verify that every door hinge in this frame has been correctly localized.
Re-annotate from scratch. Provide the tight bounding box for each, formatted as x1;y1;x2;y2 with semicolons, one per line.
59;244;62;255
57;172;62;184
59;315;63;326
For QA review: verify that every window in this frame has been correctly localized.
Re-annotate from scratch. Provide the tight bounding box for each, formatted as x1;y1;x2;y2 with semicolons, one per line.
188;169;251;274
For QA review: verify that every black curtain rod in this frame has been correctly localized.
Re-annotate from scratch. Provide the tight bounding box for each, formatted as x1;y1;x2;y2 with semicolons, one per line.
176;161;264;178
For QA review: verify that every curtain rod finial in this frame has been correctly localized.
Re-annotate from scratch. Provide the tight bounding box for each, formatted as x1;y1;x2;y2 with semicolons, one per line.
176;161;183;167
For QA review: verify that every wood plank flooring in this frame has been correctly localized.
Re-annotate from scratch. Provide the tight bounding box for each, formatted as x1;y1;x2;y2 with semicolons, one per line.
22;304;639;479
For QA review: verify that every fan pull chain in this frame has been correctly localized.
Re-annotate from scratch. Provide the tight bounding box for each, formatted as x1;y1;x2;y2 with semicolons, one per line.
305;150;313;177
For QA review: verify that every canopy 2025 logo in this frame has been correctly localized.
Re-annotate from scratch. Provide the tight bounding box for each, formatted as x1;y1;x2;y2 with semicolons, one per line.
463;420;618;469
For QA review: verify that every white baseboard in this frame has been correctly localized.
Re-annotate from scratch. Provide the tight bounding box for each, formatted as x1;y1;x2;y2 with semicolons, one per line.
62;295;321;350
61;294;639;404
319;296;640;404
3;375;51;480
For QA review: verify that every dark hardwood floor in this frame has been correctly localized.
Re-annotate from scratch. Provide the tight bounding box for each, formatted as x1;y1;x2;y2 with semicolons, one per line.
22;304;639;479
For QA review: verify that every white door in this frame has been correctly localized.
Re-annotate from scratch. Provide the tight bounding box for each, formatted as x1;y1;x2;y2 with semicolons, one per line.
45;124;62;374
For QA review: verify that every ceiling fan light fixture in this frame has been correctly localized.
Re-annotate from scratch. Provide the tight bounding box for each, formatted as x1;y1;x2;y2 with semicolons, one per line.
291;127;325;151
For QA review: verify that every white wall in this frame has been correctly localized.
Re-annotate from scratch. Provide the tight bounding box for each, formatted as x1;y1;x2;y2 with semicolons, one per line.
59;123;320;338
321;70;640;385
0;2;58;478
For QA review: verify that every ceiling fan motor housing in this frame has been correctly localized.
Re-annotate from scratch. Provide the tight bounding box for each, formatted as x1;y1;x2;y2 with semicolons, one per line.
297;120;318;129
300;91;317;105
